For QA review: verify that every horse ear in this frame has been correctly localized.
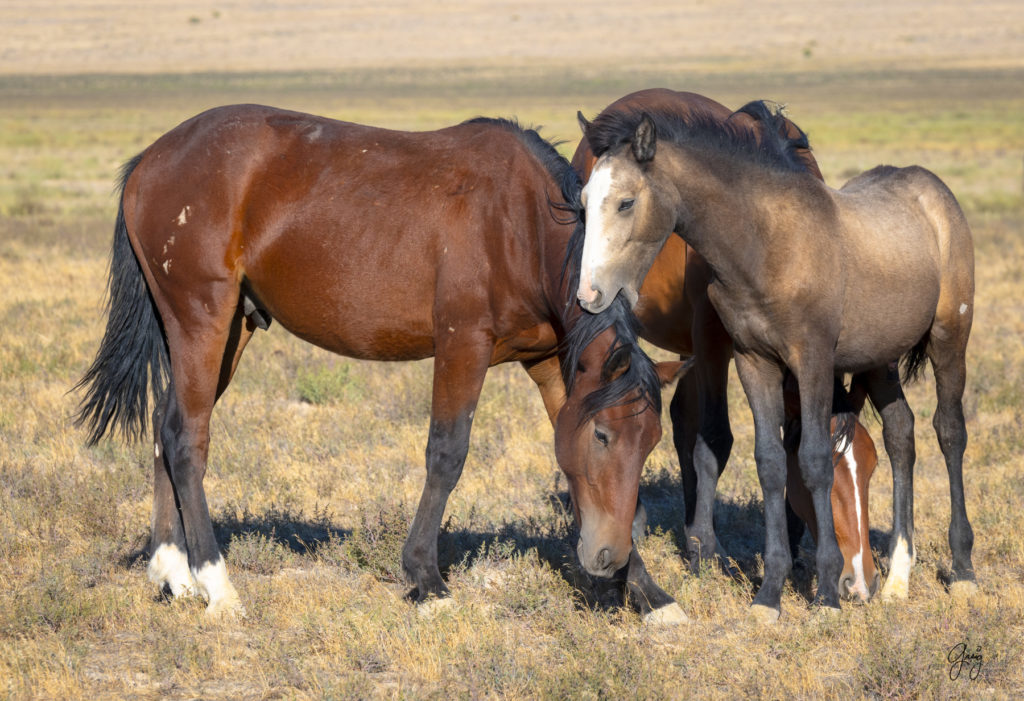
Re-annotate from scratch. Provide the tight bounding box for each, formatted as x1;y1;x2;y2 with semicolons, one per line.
632;113;656;163
577;110;591;136
655;357;694;387
601;345;632;384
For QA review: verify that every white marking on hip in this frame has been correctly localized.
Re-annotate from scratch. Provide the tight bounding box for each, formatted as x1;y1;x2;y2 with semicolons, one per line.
154;442;160;459
959;303;968;315
148;543;195;597
176;206;191;226
162;259;172;275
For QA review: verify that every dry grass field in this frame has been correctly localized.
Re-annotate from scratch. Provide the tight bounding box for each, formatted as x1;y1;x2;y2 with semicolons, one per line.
2;2;1024;698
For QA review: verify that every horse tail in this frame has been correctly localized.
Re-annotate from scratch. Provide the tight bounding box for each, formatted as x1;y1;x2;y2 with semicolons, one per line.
900;334;930;385
74;153;169;445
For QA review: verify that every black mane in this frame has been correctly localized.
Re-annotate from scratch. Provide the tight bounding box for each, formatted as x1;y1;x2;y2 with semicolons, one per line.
560;290;663;425
583;100;814;175
462;116;575;193
560;212;661;425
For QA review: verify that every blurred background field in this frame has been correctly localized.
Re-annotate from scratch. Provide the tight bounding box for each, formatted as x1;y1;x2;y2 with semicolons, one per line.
1;2;1023;698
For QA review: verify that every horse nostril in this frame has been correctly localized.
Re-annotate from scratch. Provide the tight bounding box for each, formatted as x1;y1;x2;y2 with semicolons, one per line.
596;547;612;571
839;575;854;597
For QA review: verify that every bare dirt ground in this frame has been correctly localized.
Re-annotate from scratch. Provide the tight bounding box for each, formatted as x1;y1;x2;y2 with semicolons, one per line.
3;0;1023;76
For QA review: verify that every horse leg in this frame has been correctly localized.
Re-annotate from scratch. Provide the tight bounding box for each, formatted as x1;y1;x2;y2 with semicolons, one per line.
147;387;193;598
860;365;917;601
402;335;492;603
791;366;843;610
148;306;255;606
785;499;806;563
669;365;699;533
929;338;976;592
624;544;689;625
159;297;257;615
521;356;565;427
733;352;788;622
686;341;733;572
147;307;256;601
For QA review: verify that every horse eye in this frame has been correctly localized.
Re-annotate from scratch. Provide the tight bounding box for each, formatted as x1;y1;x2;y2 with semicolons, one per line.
594;428;609;447
618;198;635;212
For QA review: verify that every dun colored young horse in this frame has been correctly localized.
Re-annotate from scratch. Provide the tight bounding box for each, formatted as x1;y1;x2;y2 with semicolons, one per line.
576;104;975;620
569;89;878;602
75;105;680;617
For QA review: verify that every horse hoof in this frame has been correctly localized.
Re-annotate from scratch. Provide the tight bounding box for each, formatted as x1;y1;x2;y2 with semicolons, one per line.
417;596;454;619
204;595;246;619
748;604;780;624
811;604;842;621
879;575;910;602
949;579;979;600
643;602;689;626
148;544;196;598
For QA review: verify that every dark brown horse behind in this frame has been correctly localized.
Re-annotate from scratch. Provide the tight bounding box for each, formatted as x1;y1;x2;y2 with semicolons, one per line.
75;105;677;616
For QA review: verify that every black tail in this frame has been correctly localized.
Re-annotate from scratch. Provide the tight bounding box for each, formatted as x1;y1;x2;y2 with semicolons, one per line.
900;335;930;385
74;154;169;445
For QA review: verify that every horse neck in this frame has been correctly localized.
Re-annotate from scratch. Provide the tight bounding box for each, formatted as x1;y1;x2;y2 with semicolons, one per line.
659;142;812;290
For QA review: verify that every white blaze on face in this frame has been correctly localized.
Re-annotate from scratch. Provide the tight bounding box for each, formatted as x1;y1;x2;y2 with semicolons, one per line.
843;442;871;600
148;543;195;598
579;163;615;305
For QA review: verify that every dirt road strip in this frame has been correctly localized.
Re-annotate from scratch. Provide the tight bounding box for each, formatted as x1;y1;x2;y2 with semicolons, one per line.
2;1;1021;75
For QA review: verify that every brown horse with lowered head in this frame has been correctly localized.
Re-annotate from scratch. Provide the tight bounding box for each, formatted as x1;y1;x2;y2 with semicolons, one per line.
569;89;879;602
75;105;680;616
574;100;975;621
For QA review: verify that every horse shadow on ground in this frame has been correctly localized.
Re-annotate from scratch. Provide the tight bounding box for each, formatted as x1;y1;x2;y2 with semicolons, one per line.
116;471;895;609
634;468;894;604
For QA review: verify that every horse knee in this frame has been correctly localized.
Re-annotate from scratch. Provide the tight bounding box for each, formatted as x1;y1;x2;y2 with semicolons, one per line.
797;445;834;492
932;407;967;456
424;423;471;491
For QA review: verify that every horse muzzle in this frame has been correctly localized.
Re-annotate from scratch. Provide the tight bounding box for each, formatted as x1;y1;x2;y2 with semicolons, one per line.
840;570;880;602
577;538;629;578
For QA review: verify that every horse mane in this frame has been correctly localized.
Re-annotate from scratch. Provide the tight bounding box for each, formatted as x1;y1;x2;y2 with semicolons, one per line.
560;291;663;426
560;217;661;425
461;116;574;192
462;117;659;424
583;100;814;175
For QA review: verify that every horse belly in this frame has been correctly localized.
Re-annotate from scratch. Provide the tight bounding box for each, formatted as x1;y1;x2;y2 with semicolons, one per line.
245;230;438;361
834;284;938;371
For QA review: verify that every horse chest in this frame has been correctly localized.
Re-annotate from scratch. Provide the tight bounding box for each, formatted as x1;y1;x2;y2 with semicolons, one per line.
706;281;783;354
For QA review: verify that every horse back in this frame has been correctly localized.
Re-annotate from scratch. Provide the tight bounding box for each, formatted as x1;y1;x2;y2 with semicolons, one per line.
830;165;973;367
122;105;562;362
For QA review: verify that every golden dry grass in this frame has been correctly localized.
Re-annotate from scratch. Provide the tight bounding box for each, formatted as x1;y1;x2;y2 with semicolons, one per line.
2;4;1024;697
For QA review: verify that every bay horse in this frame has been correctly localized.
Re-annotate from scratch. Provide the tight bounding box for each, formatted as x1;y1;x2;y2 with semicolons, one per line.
74;105;681;617
575;103;975;620
568;89;878;602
